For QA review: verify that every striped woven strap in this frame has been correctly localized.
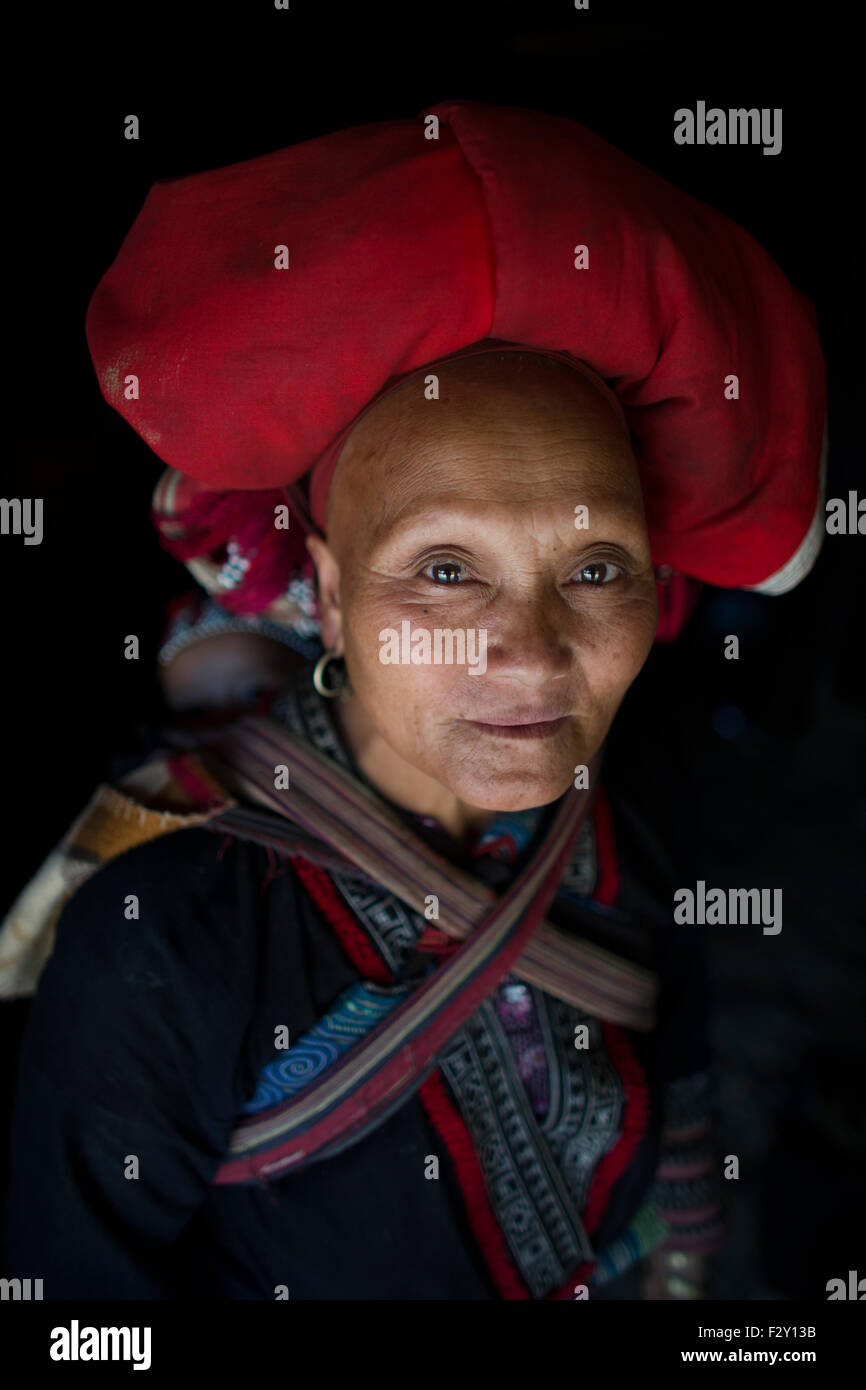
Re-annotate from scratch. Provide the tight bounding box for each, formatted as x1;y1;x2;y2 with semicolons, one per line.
202;714;657;1030
210;738;593;1183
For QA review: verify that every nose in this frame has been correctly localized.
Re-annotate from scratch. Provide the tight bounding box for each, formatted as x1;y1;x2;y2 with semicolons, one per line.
481;586;573;687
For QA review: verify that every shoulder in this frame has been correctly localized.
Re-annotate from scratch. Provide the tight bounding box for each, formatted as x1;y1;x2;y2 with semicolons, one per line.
26;825;357;1104
74;818;264;896
23;828;272;1101
52;824;268;967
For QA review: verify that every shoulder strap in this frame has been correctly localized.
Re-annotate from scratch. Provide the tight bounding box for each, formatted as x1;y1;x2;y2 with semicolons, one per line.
200;713;658;1030
213;772;596;1196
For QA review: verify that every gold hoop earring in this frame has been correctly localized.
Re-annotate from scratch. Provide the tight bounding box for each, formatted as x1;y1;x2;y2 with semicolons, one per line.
313;649;349;699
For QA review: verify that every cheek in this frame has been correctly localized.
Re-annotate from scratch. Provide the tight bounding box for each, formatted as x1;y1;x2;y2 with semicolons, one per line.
340;593;462;727
580;591;659;697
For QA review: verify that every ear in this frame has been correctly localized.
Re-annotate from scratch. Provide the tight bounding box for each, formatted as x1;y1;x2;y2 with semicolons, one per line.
305;533;344;656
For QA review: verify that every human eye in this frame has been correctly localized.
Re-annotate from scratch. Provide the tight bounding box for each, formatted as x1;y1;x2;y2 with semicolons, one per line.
422;558;470;585
571;560;627;586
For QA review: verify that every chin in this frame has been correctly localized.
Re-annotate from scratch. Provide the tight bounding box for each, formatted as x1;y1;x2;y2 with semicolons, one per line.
444;767;576;814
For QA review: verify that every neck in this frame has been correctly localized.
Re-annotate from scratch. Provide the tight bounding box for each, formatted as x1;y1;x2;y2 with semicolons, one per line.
333;693;496;842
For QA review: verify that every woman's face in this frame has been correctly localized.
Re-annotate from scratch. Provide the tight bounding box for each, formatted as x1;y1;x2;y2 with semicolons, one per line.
309;353;658;812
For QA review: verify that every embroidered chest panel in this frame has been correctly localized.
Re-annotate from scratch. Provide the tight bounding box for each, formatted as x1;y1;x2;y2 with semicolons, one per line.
437;988;624;1297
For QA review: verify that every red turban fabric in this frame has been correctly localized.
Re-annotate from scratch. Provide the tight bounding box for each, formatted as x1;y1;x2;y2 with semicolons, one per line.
86;98;826;595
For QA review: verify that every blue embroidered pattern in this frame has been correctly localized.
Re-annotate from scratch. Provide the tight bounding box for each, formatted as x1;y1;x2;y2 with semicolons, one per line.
241;980;411;1114
471;806;544;864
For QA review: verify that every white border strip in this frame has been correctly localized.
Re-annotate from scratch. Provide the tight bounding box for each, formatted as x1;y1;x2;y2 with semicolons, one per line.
745;419;829;595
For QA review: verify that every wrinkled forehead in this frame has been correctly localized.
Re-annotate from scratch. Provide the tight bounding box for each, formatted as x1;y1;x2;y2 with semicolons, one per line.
325;350;639;544
310;345;630;529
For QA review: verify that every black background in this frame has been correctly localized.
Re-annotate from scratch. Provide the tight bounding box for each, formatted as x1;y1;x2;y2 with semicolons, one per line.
1;0;863;1300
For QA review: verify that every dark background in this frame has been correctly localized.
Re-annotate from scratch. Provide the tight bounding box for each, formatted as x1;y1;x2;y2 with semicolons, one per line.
1;0;863;1299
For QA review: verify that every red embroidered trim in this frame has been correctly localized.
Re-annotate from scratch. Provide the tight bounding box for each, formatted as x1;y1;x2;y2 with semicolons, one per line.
581;1021;651;1237
291;856;393;985
591;785;620;906
418;1070;530;1301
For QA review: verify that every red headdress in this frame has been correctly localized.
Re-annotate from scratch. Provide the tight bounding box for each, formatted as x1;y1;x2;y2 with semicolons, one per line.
85;99;827;632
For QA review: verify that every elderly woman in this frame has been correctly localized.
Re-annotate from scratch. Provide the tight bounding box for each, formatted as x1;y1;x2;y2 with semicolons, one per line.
0;100;825;1301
